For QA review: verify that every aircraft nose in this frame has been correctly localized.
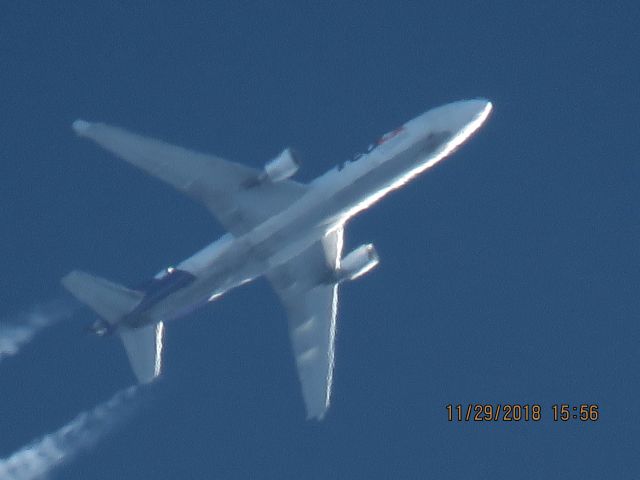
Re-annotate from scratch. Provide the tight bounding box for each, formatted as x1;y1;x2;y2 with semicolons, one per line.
441;99;492;133
416;99;492;146
460;98;492;119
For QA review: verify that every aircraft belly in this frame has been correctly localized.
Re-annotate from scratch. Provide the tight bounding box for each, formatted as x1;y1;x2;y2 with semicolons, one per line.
255;132;452;260
149;243;266;322
328;132;452;220
136;132;452;325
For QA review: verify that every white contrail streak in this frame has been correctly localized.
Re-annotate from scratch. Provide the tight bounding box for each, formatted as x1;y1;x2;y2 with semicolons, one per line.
0;386;138;480
0;300;76;362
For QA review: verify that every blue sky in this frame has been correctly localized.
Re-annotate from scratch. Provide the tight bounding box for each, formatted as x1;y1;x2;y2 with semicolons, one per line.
1;2;638;478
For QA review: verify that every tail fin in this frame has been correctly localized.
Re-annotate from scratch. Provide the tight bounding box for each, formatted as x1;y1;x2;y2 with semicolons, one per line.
61;270;163;384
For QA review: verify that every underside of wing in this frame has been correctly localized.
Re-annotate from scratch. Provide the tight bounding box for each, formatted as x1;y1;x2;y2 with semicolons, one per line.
72;120;307;235
267;228;344;420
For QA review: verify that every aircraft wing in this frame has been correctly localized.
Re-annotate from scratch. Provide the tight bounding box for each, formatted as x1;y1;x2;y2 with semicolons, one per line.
72;120;307;236
266;227;344;420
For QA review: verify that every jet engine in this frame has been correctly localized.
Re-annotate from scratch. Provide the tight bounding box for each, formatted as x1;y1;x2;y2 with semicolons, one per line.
263;148;300;182
337;244;380;282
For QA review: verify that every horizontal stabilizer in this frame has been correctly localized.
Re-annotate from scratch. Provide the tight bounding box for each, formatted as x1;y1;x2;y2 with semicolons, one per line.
62;270;163;383
61;270;143;323
119;323;164;384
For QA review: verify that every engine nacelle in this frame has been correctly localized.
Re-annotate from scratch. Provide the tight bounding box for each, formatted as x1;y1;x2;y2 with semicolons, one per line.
337;244;380;282
263;148;300;182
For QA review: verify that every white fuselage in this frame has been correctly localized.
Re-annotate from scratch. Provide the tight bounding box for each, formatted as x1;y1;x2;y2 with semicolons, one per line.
139;100;492;325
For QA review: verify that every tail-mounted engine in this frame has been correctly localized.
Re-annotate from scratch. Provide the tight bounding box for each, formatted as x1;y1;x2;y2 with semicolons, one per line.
336;244;380;282
263;148;300;182
85;318;115;336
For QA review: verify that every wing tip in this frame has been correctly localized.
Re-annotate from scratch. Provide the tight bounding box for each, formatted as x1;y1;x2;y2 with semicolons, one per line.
305;401;329;421
72;119;92;136
60;269;84;290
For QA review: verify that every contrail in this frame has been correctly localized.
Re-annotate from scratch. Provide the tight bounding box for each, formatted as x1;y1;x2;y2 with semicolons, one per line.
0;299;76;362
0;385;139;480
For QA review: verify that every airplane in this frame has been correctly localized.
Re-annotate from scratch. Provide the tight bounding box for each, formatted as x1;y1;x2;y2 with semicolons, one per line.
62;99;492;420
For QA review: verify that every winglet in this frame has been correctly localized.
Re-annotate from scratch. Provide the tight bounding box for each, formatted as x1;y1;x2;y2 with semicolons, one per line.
72;119;91;136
